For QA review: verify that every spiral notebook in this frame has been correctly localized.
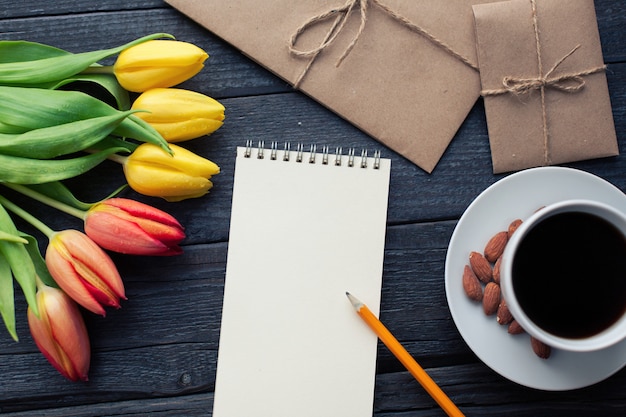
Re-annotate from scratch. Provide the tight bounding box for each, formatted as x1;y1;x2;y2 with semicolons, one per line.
213;142;391;417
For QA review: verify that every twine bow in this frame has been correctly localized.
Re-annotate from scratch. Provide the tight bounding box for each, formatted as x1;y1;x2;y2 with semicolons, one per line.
480;0;606;165
482;44;605;97
288;0;478;87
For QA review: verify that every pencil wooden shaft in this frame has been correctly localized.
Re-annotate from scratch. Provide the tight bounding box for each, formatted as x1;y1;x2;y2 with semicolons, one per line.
357;304;465;417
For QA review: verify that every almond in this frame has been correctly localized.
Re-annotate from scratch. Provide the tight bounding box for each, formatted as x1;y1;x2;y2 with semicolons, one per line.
507;219;523;238
482;282;500;316
469;251;492;283
492;256;502;285
484;231;508;262
530;336;551;359
462;265;483;302
496;298;513;325
508;320;525;335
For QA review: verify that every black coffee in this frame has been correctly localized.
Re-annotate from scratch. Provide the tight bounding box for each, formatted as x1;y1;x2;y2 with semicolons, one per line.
512;211;626;339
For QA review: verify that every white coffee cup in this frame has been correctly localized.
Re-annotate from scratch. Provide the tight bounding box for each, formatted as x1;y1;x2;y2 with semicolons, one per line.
500;199;626;352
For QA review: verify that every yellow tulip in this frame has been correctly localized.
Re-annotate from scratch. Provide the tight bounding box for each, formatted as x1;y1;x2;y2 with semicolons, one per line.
123;143;220;202
113;40;208;92
132;88;225;142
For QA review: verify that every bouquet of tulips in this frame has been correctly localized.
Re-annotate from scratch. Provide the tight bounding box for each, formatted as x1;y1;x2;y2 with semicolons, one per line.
0;33;225;381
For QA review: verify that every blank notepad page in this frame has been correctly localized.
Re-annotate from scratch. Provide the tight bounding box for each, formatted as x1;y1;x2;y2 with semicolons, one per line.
213;143;391;417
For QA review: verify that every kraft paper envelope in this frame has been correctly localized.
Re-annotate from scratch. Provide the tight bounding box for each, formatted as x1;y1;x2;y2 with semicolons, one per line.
473;0;618;173
166;0;496;173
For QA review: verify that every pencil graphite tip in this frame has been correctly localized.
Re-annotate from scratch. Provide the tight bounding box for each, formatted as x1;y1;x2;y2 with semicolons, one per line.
345;291;364;310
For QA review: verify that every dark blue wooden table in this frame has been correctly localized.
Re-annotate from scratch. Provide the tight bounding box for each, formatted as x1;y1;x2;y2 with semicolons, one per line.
0;1;625;415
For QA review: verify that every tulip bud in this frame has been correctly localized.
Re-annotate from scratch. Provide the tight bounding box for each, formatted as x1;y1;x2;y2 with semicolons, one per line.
131;88;225;142
123;143;220;202
28;284;90;381
113;40;208;92
45;230;125;316
85;198;186;256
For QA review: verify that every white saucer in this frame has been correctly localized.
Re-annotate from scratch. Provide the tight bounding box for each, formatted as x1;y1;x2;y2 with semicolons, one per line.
444;166;626;391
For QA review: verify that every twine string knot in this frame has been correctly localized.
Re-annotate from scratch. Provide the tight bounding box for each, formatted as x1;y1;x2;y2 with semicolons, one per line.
288;0;478;87
484;44;603;97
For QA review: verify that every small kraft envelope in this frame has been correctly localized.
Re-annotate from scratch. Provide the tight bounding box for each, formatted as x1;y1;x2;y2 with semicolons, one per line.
473;0;618;174
166;0;497;173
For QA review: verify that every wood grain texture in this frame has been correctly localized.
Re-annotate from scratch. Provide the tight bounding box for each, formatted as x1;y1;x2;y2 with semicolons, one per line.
0;1;624;415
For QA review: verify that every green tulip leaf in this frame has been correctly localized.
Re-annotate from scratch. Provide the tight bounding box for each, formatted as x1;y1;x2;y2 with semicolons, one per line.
0;230;28;244
0;147;129;184
0;41;130;109
0;33;173;86
0;204;37;318
93;136;140;153
8;178;129;213
0;121;25;134
0;86;170;153
18;182;95;211
0;40;69;63
20;233;57;289
0;86;121;131
50;73;131;110
0;111;136;159
0;252;17;341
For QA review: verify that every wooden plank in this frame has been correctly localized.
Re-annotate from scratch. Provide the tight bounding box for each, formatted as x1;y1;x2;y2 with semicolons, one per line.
595;0;626;61
2;364;625;416
0;392;214;416
0;1;165;19
375;364;626;416
0;344;216;413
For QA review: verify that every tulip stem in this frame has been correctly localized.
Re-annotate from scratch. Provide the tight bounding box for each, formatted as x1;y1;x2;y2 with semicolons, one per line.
80;65;114;75
84;147;128;165
0;194;55;238
106;153;128;164
2;183;87;221
35;275;46;290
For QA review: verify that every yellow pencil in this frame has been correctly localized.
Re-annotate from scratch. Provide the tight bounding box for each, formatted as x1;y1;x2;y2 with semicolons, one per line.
346;292;465;417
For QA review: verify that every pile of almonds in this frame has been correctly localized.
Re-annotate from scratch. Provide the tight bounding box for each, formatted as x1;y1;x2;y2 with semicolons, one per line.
462;217;552;359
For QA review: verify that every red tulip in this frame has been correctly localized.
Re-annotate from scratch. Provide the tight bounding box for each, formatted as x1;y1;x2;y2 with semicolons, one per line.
46;229;125;316
27;284;90;381
84;198;185;256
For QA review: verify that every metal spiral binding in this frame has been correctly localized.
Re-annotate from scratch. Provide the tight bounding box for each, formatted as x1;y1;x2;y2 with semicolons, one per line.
243;141;381;169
